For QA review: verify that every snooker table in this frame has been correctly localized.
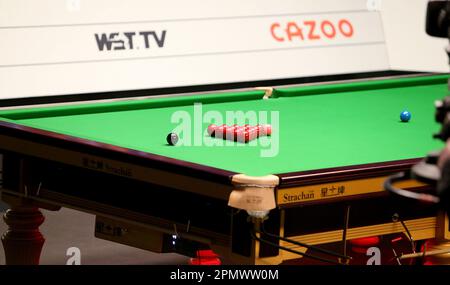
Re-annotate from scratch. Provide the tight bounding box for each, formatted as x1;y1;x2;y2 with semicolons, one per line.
0;74;449;265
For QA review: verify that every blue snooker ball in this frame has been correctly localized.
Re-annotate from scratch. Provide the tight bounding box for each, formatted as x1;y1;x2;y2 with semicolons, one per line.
400;110;411;122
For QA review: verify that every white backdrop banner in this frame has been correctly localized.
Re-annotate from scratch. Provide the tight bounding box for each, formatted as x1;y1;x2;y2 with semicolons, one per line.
0;0;389;99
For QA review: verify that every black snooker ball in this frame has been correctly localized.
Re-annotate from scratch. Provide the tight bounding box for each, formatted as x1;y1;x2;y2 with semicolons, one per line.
166;133;179;145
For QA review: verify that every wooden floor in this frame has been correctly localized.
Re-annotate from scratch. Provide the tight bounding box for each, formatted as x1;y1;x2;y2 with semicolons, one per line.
0;207;189;265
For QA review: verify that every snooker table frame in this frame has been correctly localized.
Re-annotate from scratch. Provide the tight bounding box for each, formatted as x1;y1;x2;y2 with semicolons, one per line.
0;72;449;265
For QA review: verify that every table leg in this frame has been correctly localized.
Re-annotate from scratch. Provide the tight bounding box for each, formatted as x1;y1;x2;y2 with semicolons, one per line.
2;204;45;265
